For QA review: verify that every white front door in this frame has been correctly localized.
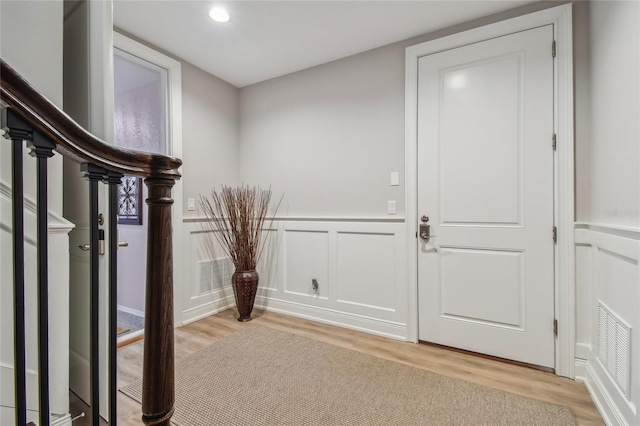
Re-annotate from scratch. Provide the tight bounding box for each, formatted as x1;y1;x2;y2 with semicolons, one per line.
417;25;555;368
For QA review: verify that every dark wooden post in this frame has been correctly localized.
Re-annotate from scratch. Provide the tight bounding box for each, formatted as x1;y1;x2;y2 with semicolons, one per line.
141;177;175;426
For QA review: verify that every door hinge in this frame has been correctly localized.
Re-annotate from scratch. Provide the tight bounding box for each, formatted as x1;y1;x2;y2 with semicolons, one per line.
552;133;557;150
552;40;556;58
553;226;557;243
554;319;558;336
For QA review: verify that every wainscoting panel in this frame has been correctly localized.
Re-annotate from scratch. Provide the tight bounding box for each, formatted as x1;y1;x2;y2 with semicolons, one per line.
283;230;329;299
336;231;397;315
181;221;235;324
575;234;593;366
575;223;639;426
0;181;74;421
182;218;408;339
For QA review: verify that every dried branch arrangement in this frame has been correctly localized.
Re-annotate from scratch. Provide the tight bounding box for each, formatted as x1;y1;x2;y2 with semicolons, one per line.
199;184;281;271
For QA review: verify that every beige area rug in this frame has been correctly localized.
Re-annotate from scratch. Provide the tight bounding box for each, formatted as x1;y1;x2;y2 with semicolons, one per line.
120;325;575;426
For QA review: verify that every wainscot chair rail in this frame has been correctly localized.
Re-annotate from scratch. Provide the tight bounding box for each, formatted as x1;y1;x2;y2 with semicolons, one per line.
1;58;181;426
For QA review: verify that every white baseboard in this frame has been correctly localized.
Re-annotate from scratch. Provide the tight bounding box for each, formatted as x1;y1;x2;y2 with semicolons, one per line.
68;349;89;404
585;361;629;426
117;304;145;318
51;413;72;426
1;362;38;409
255;296;407;341
574;358;588;383
574;224;639;426
181;294;235;326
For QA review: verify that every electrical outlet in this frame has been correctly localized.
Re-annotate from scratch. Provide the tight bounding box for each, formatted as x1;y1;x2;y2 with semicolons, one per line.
312;278;319;292
187;198;195;211
388;200;397;214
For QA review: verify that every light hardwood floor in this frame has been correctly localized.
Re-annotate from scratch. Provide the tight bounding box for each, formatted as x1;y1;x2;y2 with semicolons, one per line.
71;308;604;425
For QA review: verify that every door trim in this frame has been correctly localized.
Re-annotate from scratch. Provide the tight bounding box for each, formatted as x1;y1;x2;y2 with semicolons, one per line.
112;31;185;327
404;4;574;378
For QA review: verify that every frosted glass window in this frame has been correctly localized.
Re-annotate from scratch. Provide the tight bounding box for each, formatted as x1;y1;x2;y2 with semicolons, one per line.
114;49;168;155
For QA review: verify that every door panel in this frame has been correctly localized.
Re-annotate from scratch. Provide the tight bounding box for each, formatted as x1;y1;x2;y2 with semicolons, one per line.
440;53;523;226
439;247;524;329
417;25;555;368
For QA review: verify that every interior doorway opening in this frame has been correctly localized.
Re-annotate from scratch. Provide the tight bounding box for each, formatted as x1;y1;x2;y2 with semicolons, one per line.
113;43;169;343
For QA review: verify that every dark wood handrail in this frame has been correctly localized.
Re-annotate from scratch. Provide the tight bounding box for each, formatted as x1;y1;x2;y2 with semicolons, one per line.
2;57;180;426
0;58;182;178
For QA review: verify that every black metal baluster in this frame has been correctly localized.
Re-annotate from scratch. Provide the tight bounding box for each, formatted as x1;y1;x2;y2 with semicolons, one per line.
3;114;29;426
82;164;106;426
27;133;56;426
106;172;122;425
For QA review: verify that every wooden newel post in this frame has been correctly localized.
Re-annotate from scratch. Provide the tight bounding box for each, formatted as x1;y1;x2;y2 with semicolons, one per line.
142;177;176;426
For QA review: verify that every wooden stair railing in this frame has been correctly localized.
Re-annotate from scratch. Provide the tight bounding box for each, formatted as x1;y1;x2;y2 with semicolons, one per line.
1;58;181;426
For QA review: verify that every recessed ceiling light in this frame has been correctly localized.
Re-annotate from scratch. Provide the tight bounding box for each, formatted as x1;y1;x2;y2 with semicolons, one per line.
209;7;230;23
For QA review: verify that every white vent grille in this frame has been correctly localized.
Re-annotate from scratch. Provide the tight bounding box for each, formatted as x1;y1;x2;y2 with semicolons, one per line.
198;258;233;295
597;301;632;399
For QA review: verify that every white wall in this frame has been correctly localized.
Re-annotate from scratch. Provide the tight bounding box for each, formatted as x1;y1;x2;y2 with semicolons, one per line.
574;2;640;425
587;0;639;228
0;1;68;423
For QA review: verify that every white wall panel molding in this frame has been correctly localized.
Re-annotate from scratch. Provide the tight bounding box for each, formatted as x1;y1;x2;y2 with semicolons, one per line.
575;343;593;361
575;223;639;425
184;216;406;224
255;295;407;341
1;179;74;418
181;294;235;326
116;304;145;319
574;358;588;383
0;180;74;240
68;349;89;407
586;362;629;426
183;218;408;339
575;222;640;241
181;221;235;323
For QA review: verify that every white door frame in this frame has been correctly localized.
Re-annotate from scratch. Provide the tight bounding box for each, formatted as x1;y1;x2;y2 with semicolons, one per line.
112;31;184;327
405;4;574;378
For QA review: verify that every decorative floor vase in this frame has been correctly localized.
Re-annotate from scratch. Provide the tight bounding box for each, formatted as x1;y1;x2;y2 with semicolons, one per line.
232;270;259;322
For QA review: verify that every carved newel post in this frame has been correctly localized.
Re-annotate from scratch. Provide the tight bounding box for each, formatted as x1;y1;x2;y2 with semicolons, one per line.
142;177;176;426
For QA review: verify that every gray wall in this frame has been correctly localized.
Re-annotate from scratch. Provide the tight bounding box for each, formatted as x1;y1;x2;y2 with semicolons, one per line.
114;29;240;218
239;44;405;218
238;2;592;219
181;61;239;216
1;0;64;214
0;1;64;422
586;1;639;227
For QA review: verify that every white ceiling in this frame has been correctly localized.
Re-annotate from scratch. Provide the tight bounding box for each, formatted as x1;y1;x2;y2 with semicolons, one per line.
113;0;538;88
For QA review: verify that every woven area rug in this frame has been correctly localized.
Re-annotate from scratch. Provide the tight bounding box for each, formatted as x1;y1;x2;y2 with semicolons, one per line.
120;325;575;426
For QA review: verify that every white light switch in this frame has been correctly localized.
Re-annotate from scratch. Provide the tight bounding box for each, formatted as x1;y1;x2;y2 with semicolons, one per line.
387;200;397;214
187;198;196;211
390;172;399;186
